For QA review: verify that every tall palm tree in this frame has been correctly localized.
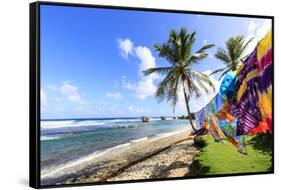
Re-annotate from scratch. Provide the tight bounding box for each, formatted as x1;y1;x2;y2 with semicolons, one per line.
210;35;253;80
143;28;215;131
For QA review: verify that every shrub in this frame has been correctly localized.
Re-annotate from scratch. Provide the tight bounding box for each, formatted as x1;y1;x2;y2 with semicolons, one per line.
194;136;207;148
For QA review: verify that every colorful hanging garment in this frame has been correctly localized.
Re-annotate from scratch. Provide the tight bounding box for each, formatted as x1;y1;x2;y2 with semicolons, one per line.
217;71;247;152
197;70;248;152
205;99;226;143
216;102;234;125
193;108;209;136
214;93;224;111
193;93;247;153
256;30;272;133
231;29;272;136
220;71;237;101
257;30;272;71
230;50;262;136
217;117;247;154
193;29;272;154
195;107;208;130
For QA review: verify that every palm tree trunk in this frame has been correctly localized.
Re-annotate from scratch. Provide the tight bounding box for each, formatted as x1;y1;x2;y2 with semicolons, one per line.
183;84;197;132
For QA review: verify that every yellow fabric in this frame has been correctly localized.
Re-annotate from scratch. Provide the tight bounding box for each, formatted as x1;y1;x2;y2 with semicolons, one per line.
204;121;210;130
237;69;259;101
257;29;272;60
258;88;272;117
256;29;272;117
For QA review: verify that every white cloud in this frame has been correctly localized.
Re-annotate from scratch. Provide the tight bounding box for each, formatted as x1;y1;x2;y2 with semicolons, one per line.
59;81;87;104
122;75;157;100
117;38;134;58
118;40;159;100
133;46;159;99
121;76;135;90
244;19;271;56
105;92;123;100
41;88;67;114
134;78;157;100
134;46;158;78
203;39;208;44
247;21;257;34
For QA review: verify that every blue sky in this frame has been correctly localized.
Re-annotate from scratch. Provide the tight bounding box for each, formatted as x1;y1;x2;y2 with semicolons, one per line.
40;5;271;119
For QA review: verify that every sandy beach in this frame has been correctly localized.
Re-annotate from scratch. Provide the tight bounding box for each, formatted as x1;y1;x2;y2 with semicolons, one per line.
41;128;198;185
108;138;199;181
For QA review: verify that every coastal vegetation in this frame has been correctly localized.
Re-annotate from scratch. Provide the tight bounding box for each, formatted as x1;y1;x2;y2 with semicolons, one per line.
190;133;272;175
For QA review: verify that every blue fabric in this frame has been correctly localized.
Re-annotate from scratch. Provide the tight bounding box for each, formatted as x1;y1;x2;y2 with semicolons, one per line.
215;93;223;111
219;71;237;100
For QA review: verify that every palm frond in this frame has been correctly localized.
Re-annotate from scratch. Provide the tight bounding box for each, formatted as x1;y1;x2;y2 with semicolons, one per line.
169;29;178;43
196;44;215;54
155;82;167;102
154;69;179;101
215;48;231;64
209;67;227;76
154;44;177;65
143;66;174;76
191;71;215;92
196;79;209;94
182;31;196;64
188;52;208;65
189;79;201;98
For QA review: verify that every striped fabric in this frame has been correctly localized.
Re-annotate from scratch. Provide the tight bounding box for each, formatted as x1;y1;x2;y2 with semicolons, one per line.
230;50;262;136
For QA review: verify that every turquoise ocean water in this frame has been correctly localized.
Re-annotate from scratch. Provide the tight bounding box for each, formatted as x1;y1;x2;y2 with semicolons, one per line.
41;117;190;172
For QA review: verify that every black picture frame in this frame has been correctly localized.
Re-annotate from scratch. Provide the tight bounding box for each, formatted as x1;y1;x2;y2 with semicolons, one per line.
29;1;274;189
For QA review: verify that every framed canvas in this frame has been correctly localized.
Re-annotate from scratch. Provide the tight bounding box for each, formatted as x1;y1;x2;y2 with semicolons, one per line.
29;1;274;188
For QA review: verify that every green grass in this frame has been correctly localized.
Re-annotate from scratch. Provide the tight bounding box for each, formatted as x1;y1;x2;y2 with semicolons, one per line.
191;133;272;175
